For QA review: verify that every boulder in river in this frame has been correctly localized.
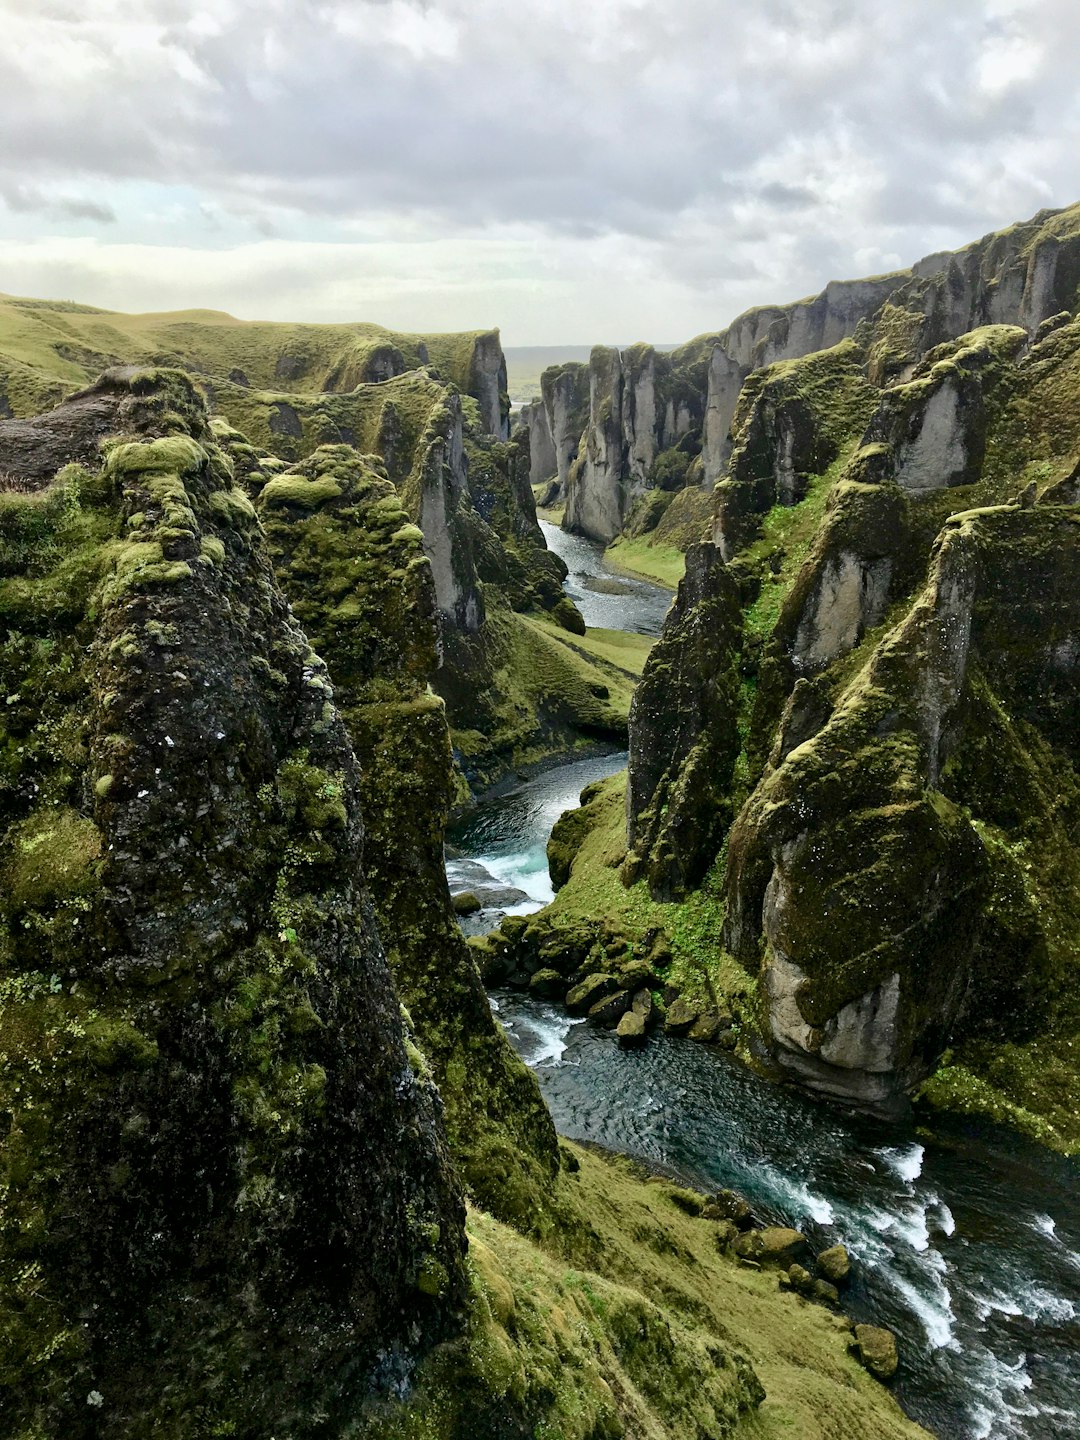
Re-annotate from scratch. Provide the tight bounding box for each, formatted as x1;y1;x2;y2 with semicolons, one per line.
817;1243;852;1285
702;1190;754;1228
529;967;565;999
631;987;655;1027
663;995;701;1034
851;1324;899;1381
589;988;634;1028
566;972;619;1013
616;1010;648;1047
452;890;482;915
733;1227;810;1268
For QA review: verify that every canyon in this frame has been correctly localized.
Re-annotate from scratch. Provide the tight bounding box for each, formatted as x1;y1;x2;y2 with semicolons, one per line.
0;199;1077;1439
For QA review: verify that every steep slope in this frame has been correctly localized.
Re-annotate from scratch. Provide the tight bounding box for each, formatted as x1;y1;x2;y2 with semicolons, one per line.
619;305;1080;1145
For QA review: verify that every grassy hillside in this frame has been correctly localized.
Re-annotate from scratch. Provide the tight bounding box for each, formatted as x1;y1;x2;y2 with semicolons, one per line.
0;292;495;415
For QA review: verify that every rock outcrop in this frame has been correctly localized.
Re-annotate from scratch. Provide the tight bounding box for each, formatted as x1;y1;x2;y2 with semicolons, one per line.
0;371;468;1434
623;544;743;899
623;292;1080;1124
540;360;591;500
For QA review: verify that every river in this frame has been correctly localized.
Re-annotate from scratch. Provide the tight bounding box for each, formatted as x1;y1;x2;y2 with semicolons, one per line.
446;522;1080;1440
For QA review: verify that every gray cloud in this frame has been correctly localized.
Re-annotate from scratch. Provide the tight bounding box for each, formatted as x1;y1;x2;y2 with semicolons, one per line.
2;182;116;224
0;0;1077;337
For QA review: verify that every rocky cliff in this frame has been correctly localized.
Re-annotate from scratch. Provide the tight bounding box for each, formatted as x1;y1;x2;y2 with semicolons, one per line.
0;365;932;1440
551;203;1080;555
620;290;1080;1141
0;370;468;1435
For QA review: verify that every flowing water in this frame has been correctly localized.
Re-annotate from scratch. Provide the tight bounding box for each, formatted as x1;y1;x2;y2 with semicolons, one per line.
446;523;1080;1439
538;518;673;634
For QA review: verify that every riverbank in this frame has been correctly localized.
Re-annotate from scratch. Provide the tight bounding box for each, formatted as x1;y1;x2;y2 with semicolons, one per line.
537;504;686;590
443;519;1080;1438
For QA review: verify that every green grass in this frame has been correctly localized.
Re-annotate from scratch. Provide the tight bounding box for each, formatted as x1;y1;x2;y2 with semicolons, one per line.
604;535;685;589
370;1142;930;1440
537;621;655;677
0;292;499;415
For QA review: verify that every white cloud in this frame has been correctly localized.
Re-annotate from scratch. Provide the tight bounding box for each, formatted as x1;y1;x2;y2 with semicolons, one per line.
0;0;1076;341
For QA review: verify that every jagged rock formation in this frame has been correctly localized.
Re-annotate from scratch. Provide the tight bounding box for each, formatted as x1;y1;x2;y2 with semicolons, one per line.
518;396;557;488
0;371;468;1434
241;440;560;1220
0;364;933;1440
622;279;1080;1133
563;343;705;542
547;203;1080;554
518;361;590;503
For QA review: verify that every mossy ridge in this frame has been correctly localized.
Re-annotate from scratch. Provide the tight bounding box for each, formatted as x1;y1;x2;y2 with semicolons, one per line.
357;1143;928;1440
0;292;503;421
0;377;470;1434
253;443;561;1224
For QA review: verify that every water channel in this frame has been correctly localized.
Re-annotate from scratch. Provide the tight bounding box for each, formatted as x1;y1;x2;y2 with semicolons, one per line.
446;521;1080;1440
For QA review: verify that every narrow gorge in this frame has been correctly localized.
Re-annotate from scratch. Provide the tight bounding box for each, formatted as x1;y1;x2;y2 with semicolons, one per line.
0;200;1077;1440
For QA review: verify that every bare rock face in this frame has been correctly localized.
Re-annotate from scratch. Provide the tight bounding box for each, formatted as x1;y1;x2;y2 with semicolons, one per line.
703;346;748;485
857;326;1027;494
565;345;628;543
469;328;510;440
541;360;591;497
553;203;1080;551
713;342;878;561
0;372;467;1435
413;390;486;633
520;396;557;488
564;343;708;543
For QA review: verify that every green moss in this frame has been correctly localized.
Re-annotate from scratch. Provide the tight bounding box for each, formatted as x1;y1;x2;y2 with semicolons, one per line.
260;476;344;508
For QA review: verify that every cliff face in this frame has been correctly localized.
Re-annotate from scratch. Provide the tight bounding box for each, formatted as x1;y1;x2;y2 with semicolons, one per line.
546;204;1080;553
623;290;1080;1137
563;344;705;542
0;371;468;1435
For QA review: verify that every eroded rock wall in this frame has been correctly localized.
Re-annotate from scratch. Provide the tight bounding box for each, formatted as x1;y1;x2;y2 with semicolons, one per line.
0;372;467;1434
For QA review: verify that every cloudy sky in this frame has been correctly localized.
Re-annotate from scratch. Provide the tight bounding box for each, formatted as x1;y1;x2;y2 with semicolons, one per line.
1;0;1077;344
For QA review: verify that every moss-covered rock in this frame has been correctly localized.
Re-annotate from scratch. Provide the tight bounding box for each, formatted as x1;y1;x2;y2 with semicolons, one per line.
624;544;743;899
250;442;560;1226
723;503;1079;1109
0;375;468;1435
